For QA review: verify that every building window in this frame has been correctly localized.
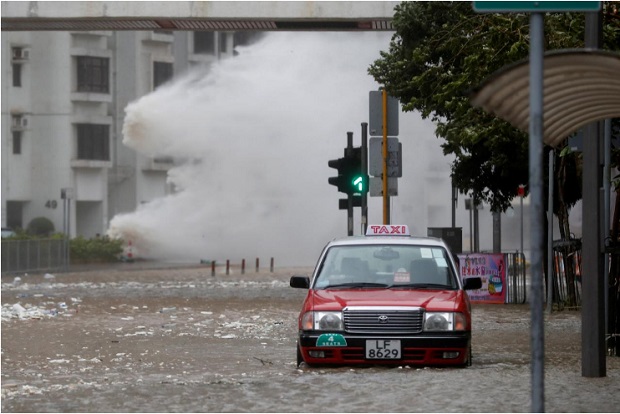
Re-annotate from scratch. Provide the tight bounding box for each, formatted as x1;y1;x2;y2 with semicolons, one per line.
11;114;25;129
234;32;263;47
12;131;22;154
6;201;23;230
77;124;110;161
194;32;215;54
12;63;22;87
77;56;109;93
12;47;28;60
153;61;173;89
233;32;264;56
219;33;228;53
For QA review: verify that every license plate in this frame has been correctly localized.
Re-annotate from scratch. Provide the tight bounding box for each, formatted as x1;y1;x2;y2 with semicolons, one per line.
365;339;401;359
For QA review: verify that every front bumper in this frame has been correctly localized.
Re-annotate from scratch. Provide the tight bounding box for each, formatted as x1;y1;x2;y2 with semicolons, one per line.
298;332;471;366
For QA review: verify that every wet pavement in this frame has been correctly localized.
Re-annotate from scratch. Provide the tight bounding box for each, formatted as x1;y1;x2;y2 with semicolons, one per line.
2;264;619;412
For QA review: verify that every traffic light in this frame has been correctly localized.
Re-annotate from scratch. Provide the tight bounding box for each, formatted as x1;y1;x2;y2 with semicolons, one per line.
328;157;348;193
346;147;367;195
328;147;368;195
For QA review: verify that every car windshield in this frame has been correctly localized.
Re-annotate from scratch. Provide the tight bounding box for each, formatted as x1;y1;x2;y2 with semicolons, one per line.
313;244;457;290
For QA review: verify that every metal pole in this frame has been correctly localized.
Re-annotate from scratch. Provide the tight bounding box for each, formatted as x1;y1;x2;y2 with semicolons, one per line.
521;192;524;256
529;12;545;413
548;149;554;313
382;90;389;224
604;118;611;340
66;197;71;271
519;183;527;304
347;196;353;236
347;132;354;236
582;9;606;379
468;200;473;253
452;183;457;228
361;122;369;235
473;196;480;252
62;193;68;271
493;212;501;253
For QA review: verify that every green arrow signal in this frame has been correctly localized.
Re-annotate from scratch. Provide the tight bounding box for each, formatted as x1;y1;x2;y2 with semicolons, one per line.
353;176;364;192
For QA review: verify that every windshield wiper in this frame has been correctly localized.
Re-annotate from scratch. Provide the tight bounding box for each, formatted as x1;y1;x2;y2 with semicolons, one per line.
325;282;390;289
387;283;451;289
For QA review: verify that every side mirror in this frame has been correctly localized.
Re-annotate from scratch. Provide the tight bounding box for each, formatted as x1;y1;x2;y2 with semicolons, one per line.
290;275;310;289
463;277;482;290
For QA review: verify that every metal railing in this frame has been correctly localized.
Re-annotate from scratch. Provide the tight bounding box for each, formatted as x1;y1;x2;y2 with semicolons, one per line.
1;238;68;274
552;239;582;310
458;252;527;304
504;252;527;304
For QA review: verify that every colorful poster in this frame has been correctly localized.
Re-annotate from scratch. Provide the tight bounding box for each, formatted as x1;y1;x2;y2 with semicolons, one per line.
458;254;506;304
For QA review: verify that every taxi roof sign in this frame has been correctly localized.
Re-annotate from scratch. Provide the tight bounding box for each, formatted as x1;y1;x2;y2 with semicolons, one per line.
366;225;410;236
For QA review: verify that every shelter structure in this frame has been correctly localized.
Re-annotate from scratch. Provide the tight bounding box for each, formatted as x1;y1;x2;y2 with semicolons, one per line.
471;49;620;147
471;48;620;379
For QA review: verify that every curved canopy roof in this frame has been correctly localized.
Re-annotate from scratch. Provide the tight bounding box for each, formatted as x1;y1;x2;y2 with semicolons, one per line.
470;49;620;148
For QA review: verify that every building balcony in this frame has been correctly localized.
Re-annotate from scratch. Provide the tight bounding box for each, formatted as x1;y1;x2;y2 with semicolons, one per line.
71;159;112;169
71;92;112;103
142;156;174;171
144;30;174;43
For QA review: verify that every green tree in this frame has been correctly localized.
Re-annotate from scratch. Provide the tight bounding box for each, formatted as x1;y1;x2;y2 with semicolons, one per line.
369;1;620;213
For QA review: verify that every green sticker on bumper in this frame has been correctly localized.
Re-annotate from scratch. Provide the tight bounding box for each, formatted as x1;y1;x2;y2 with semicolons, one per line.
316;333;347;347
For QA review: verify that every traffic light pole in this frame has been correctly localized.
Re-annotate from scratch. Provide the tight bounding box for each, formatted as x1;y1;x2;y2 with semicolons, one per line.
347;132;354;236
361;123;368;235
382;90;390;224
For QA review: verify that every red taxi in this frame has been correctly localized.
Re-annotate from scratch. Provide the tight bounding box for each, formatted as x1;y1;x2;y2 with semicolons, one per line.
290;225;482;367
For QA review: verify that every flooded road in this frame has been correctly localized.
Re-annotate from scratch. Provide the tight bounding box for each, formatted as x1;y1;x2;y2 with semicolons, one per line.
2;264;619;412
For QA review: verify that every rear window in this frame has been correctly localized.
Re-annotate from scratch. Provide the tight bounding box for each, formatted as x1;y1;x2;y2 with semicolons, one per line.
313;244;457;289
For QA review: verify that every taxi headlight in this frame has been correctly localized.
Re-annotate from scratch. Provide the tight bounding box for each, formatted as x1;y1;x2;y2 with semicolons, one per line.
424;312;467;331
316;311;344;331
301;311;344;331
424;313;451;331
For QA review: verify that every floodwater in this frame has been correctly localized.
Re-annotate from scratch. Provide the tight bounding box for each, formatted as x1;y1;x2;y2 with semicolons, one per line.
2;264;619;412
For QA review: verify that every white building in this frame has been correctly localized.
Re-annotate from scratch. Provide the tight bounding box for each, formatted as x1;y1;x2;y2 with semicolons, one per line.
1;30;262;237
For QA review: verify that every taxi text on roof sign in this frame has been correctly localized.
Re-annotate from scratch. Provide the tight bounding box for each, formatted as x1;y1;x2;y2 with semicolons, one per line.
365;225;410;236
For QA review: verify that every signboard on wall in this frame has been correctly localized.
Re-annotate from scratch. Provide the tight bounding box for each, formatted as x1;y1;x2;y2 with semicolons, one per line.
458;253;506;304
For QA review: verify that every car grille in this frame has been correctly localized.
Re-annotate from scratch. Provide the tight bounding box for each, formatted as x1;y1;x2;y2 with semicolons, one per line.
343;306;424;334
